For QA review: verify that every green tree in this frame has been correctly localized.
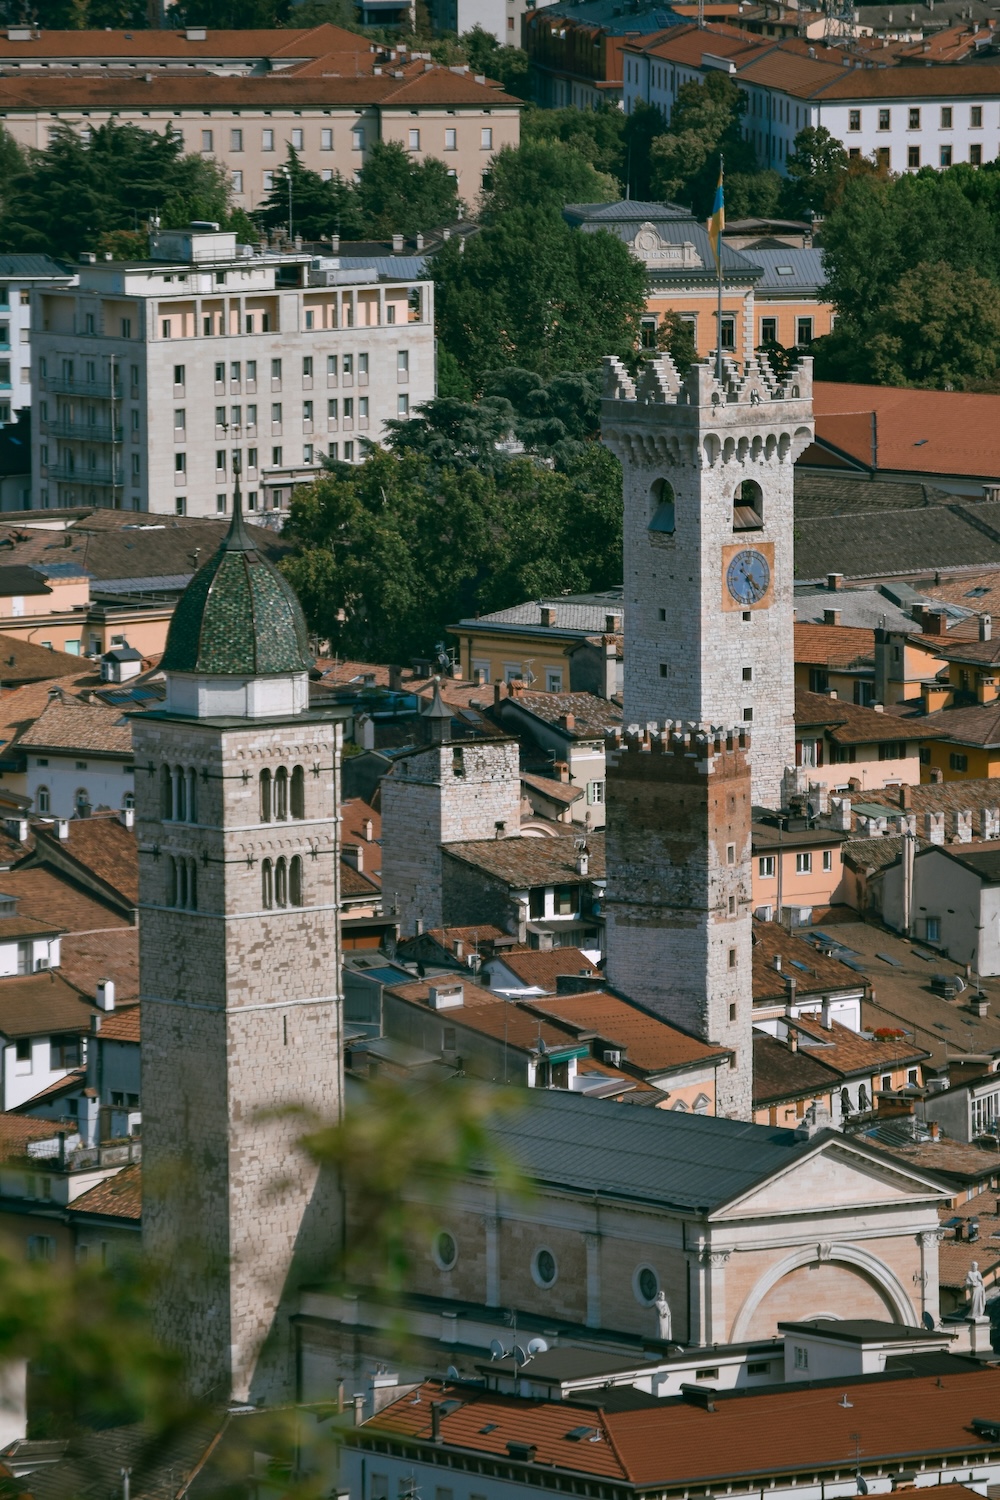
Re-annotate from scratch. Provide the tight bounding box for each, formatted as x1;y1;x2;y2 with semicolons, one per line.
256;146;361;241
621;99;667;201
818;259;1000;389
654;309;697;374
0;120;243;258
382;393;517;472
459;25;531;99
725;168;782;221
479;139;618;222
649;71;757;214
780;125;849;218
354;140;463;238
522;102;629;184
433;207;645;386
170;0;291;24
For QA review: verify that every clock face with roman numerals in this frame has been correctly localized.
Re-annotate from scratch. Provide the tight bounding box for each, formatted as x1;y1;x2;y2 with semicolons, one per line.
726;548;771;607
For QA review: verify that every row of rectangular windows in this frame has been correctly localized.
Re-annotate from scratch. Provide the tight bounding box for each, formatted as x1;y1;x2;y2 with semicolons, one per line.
196;125;494;153
758;852;834;877
852;105;984;130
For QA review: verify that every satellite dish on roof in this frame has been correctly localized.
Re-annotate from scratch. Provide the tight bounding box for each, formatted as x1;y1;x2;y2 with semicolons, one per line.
527;1337;549;1355
923;1310;936;1331
857;1476;869;1496
489;1339;505;1360
513;1345;529;1367
446;1365;460;1381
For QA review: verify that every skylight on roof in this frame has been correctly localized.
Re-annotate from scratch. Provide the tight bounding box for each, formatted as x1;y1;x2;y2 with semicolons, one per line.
966;586;991;598
776;265;794;274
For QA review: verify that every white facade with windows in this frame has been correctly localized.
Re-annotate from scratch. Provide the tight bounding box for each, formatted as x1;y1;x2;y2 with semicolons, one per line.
0;257;74;429
622;43;1000;176
31;227;435;517
25;751;134;821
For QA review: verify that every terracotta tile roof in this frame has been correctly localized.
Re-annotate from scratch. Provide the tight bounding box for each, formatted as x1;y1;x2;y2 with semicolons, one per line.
501;690;622;738
814;64;1000;100
522;991;730;1073
15;1067;85;1109
814;382;1000;479
16;694;136;758
0;970;98;1039
340;862;381;898
0;68;519;111
520;771;584;806
794;1014;927;1075
0;671;98;756
794;621;875;670
923;570;1000;622
752;920;866;1002
0;1112;65;1163
753;1030;841;1104
0;635;89;686
796;687;938;743
858;780;1000;834
0;866;132;934
872;1136;1000;1188
842;833;919;875
489;947;599;990
368;1369;1000;1485
917;700;1000;748
0;23;364;59
385;978;582;1054
936;1184;1000;1288
341;797;381;844
444;830;605;887
92;1002;139;1043
423;924;511;948
34;816;138;906
0;913;64;940
69;1162;141;1222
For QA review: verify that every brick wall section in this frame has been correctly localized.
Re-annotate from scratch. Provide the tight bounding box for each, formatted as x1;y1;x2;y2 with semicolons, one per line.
134;711;343;1404
380;741;522;935
600;354;814;809
604;726;753;1119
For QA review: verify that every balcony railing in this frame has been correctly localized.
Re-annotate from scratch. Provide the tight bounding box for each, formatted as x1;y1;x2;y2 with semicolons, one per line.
44;377;117;399
48;462;120;485
46;420;122;443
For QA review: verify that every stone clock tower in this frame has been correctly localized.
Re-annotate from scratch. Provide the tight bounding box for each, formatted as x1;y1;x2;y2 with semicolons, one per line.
600;353;814;1120
601;352;814;807
134;498;342;1403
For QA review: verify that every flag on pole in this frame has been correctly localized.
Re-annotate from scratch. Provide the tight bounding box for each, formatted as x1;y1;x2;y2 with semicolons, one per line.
707;160;725;268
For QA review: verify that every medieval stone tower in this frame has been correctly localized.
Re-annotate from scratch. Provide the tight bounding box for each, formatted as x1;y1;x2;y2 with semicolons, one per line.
600;354;814;1119
605;724;754;1118
134;500;342;1403
601;352;814;807
381;738;522;936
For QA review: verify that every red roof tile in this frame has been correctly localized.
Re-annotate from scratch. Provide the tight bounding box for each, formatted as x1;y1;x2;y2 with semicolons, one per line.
815;382;1000;479
69;1162;141;1221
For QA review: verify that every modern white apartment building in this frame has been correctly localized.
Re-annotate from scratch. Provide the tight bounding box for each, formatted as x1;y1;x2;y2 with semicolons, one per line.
623;23;1000;174
31;225;435;518
0;256;74;427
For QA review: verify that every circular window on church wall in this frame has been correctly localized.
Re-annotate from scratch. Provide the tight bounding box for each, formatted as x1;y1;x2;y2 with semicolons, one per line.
634;1265;659;1305
433;1231;458;1271
532;1248;558;1288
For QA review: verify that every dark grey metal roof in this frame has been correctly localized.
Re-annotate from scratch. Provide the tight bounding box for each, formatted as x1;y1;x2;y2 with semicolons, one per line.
739;246;827;292
564;200;692;223
479;1088;815;1212
0;255;71;281
564;203;759;277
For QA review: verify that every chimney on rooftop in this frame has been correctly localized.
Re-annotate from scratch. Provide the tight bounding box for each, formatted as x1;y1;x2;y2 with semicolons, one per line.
96;979;115;1012
899;785;912;809
56;819;69;841
540;606;556;627
415;232;424;251
392;233;404;253
560;713;576;730
119;806;134;830
828;572;843;591
823;608;842;627
330;234;340;254
981;614;993;642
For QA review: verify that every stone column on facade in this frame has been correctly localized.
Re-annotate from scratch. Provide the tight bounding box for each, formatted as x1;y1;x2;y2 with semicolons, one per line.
918;1229;945;1325
699;1247;732;1345
584;1232;601;1329
481;1214;500;1307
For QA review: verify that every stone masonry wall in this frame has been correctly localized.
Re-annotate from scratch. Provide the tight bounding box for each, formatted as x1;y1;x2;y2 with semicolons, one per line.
380;740;521;935
134;712;343;1404
604;725;753;1119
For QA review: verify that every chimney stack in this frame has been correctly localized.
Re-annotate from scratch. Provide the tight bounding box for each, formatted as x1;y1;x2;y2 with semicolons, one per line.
981;613;993;642
96;979;115;1012
828;573;843;591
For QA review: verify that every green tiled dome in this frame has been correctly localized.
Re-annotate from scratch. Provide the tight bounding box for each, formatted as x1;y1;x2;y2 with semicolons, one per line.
161;502;311;677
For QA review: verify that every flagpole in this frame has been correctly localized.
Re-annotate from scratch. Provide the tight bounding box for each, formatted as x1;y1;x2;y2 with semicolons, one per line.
716;153;724;383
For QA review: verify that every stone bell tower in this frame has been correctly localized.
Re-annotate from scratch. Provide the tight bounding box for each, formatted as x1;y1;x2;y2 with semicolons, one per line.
134;496;342;1403
600;354;813;1119
600;352;814;807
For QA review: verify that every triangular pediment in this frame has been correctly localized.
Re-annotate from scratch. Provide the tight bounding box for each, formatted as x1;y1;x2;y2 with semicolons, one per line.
710;1137;949;1221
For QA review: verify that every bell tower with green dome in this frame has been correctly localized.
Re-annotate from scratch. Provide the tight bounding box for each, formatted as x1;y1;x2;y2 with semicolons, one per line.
134;491;342;1404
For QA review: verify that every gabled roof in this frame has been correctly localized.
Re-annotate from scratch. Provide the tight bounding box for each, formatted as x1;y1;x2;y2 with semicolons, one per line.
69;1162;141;1222
0;970;97;1039
31;815;138;907
16;694;136;757
488;946;598;990
522;991;731;1074
499;690;622;739
795;687;933;744
794;621;875;670
813;382;1000;480
0;634;90;686
752;921;864;1002
58;929;137;1007
753;1030;840;1105
0;1112;66;1163
917;699;1000;748
444;830;605;887
385;978;582;1055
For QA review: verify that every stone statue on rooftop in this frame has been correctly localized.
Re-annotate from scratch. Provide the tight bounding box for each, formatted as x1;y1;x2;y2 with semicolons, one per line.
967;1261;988;1321
654;1290;672;1341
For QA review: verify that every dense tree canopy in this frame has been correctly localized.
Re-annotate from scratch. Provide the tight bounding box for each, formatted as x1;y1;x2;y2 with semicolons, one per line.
0;121;248;259
280;442;622;661
479;139;618;221
256;147;361;241
353;140;463;237
432;208;646;388
649;72;758;214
